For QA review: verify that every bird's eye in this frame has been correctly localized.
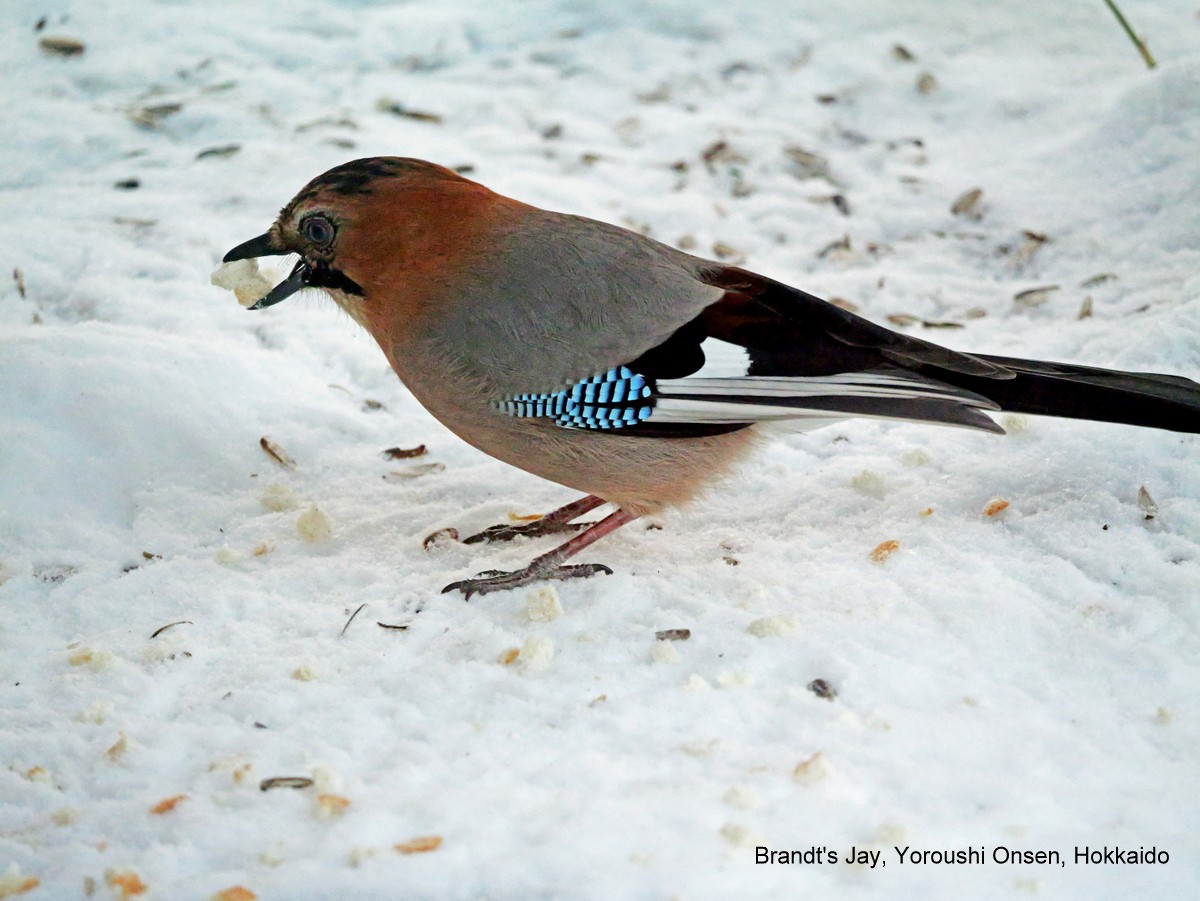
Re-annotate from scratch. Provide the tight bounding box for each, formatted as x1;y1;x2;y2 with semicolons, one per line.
301;214;335;247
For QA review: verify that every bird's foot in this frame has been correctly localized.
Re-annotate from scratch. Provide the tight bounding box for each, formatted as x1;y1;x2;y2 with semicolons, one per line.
462;520;589;545
442;562;613;599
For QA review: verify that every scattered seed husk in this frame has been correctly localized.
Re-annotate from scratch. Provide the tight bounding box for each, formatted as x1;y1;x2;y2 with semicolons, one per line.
963;307;987;319
1009;231;1049;268
150;621;192;639
422;527;459;549
1137;485;1157;520
375;98;443;123
1081;272;1117;288
950;187;983;217
149;795;187;815
1078;296;1094;319
892;44;915;61
614;116;640;141
541;123;563;139
829;194;851;216
395;836;443;855
711;242;743;262
39;35;85;56
112;216;157;227
498;647;520;665
104;869;147;898
196;144;240;160
383;445;427;459
13;268;25;299
128;102;183;129
212;887;257;901
982;497;1010;517
636;84;671;104
36;564;77;584
383;463;445;481
655;628;691;642
807;678;837;700
377;622;410;631
916;71;937;93
1014;285;1060;307
783;145;831;181
816;234;851;259
701;140;743;167
295;114;358;132
870;539;900;563
361;398;386;412
259;436;296;469
260;777;314;792
114;178;139;190
828;297;859;312
888;312;958;329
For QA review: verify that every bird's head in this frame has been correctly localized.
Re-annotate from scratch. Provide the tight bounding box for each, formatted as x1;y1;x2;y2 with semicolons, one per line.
222;157;496;324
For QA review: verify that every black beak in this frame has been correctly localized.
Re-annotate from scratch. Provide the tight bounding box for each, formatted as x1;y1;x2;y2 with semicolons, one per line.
223;232;288;263
248;260;308;310
223;231;308;311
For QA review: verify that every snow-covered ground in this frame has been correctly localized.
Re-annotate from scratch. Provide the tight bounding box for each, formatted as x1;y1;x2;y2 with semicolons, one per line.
2;1;1199;897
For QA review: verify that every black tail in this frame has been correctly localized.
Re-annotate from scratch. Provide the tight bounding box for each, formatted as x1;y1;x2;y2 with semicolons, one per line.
946;354;1200;434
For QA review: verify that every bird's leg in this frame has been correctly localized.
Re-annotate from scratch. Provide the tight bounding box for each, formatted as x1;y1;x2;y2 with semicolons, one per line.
461;494;607;544
443;508;637;598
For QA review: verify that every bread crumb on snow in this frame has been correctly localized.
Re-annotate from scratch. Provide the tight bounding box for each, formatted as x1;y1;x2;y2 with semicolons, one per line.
793;751;835;785
0;864;40;898
520;635;555;672
746;614;799;637
297;505;333;542
720;822;766;848
211;887;258;901
261;482;300;512
850;470;886;498
651;639;681;664
525;584;563;622
723;784;762;810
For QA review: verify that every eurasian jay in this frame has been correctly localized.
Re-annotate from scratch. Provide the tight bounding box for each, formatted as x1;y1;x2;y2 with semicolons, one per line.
222;157;1200;596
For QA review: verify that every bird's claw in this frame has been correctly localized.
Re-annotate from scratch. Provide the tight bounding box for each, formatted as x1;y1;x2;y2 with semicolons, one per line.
462;520;589;545
442;562;613;599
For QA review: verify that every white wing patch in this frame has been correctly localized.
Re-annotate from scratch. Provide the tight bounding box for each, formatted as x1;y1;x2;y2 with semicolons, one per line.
690;338;752;378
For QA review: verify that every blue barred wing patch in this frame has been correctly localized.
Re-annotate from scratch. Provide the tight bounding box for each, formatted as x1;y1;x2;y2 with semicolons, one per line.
498;366;654;430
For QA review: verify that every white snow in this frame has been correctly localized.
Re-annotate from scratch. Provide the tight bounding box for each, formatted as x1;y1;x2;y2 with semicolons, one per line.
2;0;1199;898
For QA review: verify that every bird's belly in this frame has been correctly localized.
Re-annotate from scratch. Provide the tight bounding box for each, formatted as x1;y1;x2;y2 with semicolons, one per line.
416;390;760;516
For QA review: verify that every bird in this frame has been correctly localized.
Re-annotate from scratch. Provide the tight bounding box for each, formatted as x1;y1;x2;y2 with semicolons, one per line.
222;156;1200;597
